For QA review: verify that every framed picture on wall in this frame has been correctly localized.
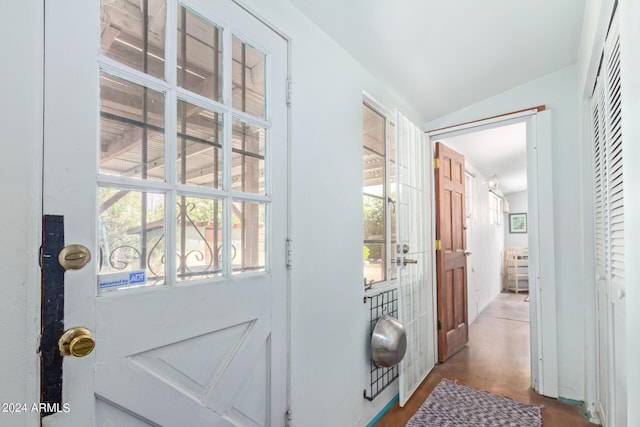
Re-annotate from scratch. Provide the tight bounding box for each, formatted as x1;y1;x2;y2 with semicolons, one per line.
509;213;527;233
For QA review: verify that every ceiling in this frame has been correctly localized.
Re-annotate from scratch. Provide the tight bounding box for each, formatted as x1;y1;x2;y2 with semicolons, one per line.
439;122;527;194
289;0;586;121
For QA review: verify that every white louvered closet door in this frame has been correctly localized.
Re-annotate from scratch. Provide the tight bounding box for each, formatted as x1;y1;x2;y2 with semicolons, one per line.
592;77;611;426
606;19;626;427
592;11;626;427
396;113;435;406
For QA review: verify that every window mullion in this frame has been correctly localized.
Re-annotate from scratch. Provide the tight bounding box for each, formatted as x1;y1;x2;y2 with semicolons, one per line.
222;21;234;278
165;0;178;286
363;193;385;200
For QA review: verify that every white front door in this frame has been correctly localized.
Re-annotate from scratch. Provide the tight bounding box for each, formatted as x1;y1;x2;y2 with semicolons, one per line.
396;113;435;406
43;1;288;425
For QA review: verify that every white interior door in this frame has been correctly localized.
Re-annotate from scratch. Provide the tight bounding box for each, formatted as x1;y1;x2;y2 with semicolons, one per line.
43;1;288;425
606;21;626;427
397;112;435;406
593;75;611;425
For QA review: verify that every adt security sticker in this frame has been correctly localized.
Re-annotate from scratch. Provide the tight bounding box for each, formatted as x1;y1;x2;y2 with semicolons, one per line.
129;271;146;284
98;270;147;290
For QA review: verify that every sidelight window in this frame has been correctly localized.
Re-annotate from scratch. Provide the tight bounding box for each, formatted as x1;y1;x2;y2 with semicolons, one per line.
363;102;397;288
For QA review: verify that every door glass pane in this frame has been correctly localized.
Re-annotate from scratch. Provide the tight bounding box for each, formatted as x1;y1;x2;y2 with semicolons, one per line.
177;100;223;188
364;243;386;284
177;5;222;101
232;201;266;274
100;0;166;79
232;120;266;194
100;73;165;180
98;188;165;291
176;196;223;281
232;37;266;119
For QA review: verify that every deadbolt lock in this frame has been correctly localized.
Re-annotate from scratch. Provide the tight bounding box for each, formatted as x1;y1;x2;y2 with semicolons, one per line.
58;327;95;358
396;244;410;254
58;244;91;270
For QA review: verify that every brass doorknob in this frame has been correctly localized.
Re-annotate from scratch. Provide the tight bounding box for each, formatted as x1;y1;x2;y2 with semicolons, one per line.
58;327;95;357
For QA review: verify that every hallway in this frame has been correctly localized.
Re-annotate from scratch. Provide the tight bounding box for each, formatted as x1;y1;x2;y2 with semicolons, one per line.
377;293;597;426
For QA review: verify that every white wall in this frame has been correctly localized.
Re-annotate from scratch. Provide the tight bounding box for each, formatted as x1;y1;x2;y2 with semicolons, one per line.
0;2;43;427
237;1;427;426
426;65;584;400
578;0;640;423
464;164;504;323
504;191;529;248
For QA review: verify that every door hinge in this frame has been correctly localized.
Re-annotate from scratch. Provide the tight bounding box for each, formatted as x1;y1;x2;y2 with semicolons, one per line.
286;238;292;267
437;320;442;330
285;409;293;427
435;240;441;251
286;77;293;106
433;158;440;169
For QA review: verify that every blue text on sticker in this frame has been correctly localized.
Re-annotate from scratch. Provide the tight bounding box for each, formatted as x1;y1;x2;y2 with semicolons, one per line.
129;271;146;284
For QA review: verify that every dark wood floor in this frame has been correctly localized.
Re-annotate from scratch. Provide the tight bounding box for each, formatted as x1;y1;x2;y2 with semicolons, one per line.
376;293;597;427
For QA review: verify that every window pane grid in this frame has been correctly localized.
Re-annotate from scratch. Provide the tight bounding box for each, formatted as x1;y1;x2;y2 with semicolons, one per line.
98;187;167;290
363;103;388;286
232;120;266;194
99;73;166;181
101;0;166;80
177;5;223;102
231;201;267;274
232;36;266;119
176;195;224;281
177;100;224;188
98;0;271;291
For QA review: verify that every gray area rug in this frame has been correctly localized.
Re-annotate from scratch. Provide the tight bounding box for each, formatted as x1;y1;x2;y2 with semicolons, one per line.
406;379;542;427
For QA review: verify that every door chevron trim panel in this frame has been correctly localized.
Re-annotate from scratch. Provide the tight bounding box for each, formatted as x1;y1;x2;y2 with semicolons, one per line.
227;334;271;427
130;320;257;402
95;396;160;427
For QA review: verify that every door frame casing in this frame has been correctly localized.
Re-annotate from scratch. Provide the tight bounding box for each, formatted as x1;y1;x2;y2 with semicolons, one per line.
3;1;44;424
230;0;295;417
427;108;559;397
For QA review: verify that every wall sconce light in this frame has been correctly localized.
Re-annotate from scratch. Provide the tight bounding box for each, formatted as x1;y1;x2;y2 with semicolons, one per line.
483;174;500;190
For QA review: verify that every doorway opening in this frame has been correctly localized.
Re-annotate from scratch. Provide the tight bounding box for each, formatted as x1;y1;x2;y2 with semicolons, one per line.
439;121;529;324
427;108;558;398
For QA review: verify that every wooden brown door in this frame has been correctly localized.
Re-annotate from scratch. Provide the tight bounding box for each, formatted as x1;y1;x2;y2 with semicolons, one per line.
435;142;469;362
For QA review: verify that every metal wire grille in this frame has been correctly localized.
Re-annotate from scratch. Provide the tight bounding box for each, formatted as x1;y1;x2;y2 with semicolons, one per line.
364;288;399;401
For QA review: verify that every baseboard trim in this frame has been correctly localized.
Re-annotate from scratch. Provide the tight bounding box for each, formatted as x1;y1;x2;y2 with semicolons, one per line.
365;394;399;427
558;397;584;406
558;397;601;425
